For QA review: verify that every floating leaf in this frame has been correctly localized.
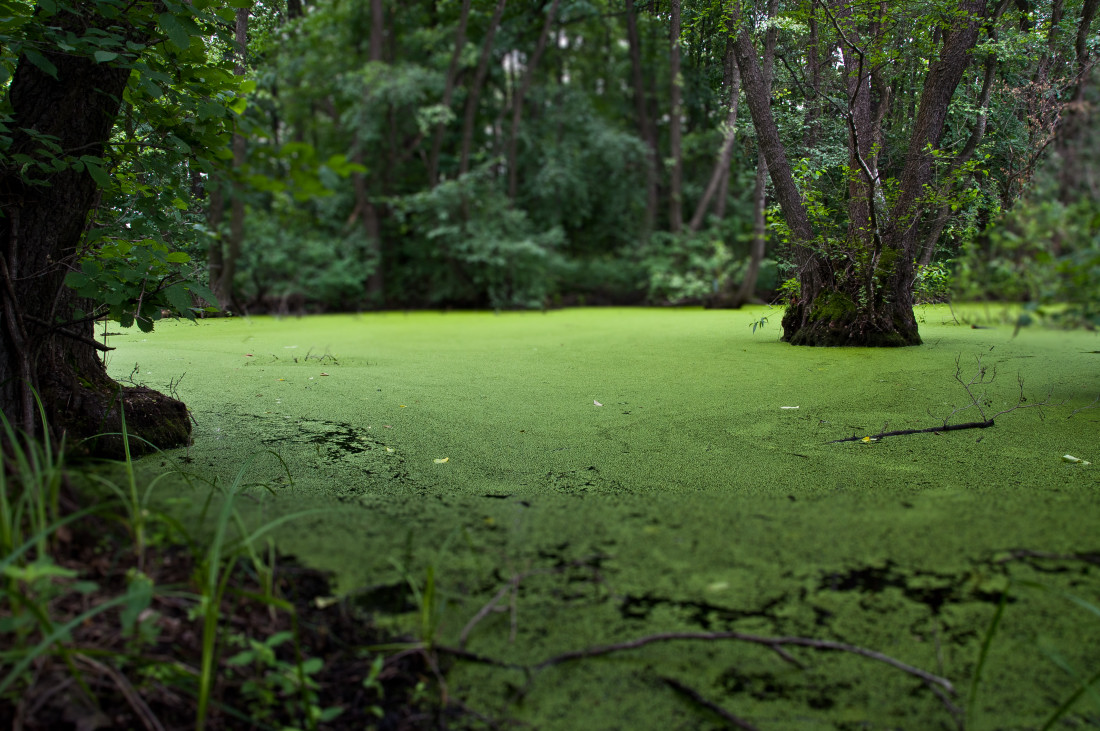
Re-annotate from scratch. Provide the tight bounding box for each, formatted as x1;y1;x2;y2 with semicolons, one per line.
433;457;449;464
780;406;799;409
320;372;329;376
1062;455;1092;465
861;436;878;443
594;400;603;407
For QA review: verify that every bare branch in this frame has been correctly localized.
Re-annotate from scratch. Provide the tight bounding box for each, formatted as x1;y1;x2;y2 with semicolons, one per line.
529;630;955;694
661;676;761;731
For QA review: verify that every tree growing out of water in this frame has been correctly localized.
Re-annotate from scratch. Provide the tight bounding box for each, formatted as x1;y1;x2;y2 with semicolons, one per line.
732;0;1097;346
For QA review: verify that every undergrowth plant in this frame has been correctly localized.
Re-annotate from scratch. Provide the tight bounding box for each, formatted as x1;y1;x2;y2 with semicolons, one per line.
0;402;340;730
969;578;1100;730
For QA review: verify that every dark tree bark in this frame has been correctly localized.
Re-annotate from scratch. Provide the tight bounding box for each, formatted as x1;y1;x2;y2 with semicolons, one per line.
735;0;988;347
669;0;684;233
0;8;189;454
735;0;779;308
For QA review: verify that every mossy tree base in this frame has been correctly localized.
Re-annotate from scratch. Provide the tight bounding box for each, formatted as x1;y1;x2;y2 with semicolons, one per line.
781;293;922;348
39;359;191;459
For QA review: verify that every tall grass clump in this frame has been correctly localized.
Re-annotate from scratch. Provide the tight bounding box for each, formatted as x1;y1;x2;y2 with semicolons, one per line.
0;404;366;729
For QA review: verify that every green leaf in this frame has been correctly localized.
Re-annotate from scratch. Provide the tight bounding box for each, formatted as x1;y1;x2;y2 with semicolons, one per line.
187;281;218;307
164;251;190;263
23;49;58;79
84;161;112;188
64;272;89;289
158;12;192;51
163;284;193;315
93;50;119;63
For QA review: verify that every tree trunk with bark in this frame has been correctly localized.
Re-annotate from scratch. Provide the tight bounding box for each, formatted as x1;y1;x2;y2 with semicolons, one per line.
0;10;189;454
735;0;987;347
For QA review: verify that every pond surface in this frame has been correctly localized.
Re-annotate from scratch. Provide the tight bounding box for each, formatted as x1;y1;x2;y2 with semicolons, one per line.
110;306;1100;729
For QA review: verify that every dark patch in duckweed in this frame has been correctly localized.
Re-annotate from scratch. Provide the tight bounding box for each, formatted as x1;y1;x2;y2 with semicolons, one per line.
543;465;629;494
213;413;414;497
818;561;1013;614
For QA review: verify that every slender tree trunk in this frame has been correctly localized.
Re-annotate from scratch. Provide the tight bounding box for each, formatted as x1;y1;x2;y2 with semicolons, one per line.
459;0;508;177
357;0;386;303
428;0;472;186
0;8;189;453
219;8;249;312
625;0;658;237
507;0;561;201
733;0;779;308
688;60;739;232
804;8;822;149
669;0;683;233
918;48;999;266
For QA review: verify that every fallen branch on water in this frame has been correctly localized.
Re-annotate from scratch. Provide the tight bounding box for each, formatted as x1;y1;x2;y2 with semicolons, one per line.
830;353;1055;444
828;420;995;443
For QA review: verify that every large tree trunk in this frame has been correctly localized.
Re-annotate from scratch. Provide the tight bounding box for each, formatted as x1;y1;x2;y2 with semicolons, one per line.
735;0;986;347
732;0;778;308
0;9;189;455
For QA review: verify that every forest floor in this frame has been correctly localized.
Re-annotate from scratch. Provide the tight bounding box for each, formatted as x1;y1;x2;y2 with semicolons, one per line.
104;305;1100;729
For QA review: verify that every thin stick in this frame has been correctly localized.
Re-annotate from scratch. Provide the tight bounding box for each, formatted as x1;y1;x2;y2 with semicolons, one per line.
661;676;761;731
530;630;955;694
828;420;994;443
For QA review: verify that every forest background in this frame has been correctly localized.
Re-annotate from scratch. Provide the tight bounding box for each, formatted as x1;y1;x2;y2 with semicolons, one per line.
11;0;1097;330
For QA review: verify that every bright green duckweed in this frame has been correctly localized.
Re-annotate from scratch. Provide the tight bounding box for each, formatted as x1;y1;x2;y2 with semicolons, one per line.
109;306;1100;729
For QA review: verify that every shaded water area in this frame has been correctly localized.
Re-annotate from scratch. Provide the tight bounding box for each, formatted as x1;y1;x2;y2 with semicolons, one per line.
110;306;1100;728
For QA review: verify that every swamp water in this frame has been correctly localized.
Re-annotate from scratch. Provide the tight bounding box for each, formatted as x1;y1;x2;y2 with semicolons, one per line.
109;306;1100;729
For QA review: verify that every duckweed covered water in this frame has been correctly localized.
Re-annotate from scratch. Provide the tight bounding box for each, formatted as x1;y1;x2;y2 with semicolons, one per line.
110;306;1100;729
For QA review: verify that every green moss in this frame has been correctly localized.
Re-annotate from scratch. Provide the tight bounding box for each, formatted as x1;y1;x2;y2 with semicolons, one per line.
809;289;858;323
110;307;1100;729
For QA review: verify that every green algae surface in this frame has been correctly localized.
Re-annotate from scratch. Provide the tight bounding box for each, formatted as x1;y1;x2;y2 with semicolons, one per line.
109;306;1100;729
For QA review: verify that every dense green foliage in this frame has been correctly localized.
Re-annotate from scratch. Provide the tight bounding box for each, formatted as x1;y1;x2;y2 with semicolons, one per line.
198;0;1097;316
5;1;1092;317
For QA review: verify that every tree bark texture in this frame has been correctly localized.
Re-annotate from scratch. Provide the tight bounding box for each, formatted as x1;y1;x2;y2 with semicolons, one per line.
734;0;988;347
0;8;189;454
